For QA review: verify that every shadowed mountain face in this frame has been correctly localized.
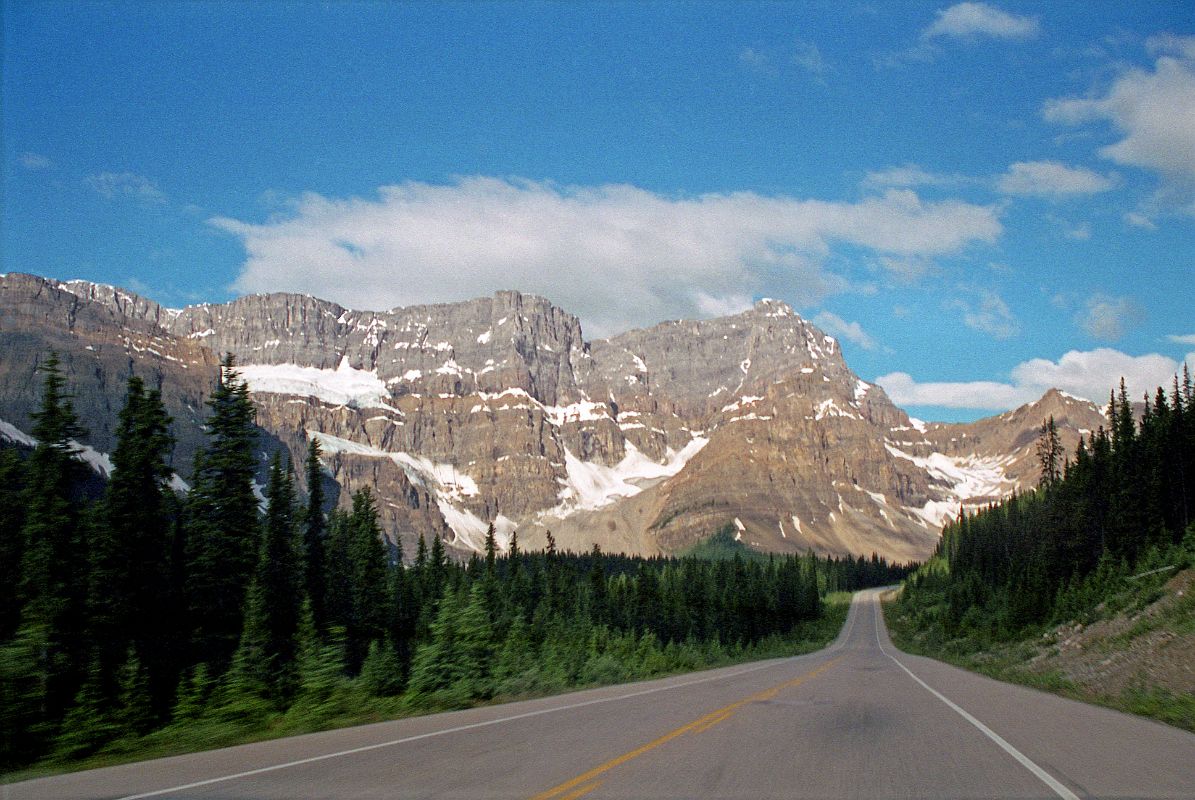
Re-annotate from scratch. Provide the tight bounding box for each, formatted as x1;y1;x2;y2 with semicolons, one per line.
0;273;1106;562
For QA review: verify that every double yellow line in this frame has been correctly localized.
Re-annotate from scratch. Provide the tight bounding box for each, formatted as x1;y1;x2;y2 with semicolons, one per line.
531;656;842;800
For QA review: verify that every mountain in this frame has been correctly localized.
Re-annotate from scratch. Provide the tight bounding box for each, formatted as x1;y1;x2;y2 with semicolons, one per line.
0;273;1107;562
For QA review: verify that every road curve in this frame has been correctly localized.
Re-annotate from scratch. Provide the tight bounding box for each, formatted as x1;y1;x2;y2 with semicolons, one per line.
8;590;1194;799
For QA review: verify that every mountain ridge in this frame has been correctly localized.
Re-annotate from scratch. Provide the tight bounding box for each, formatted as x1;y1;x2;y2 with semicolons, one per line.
0;272;1108;562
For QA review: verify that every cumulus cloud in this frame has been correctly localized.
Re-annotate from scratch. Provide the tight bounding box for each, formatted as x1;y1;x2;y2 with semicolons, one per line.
812;312;880;351
1076;294;1145;341
1044;39;1195;190
949;290;1019;339
20;152;53;170
923;3;1039;41
997;161;1115;197
877;348;1186;410
86;172;167;204
1166;333;1195;345
213;176;1000;337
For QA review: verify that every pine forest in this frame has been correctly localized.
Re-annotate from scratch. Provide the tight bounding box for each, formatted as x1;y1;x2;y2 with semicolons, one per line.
0;353;911;772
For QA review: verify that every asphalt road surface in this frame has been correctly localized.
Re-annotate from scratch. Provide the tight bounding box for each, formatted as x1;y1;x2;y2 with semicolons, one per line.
9;590;1195;799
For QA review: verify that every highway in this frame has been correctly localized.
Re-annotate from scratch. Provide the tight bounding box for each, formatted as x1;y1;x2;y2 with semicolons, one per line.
9;590;1195;799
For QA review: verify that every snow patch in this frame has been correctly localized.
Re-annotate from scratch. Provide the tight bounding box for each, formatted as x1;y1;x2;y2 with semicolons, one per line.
308;430;493;549
721;395;762;413
476;330;492;344
544;400;612;426
0;419;36;447
815;398;863;421
239;357;392;408
554;437;708;513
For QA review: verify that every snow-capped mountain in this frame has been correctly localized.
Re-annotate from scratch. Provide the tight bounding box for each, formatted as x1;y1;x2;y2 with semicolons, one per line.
0;273;1107;561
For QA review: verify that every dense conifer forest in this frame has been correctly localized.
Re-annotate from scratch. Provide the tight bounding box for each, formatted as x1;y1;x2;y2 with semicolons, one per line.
898;372;1195;640
0;354;911;772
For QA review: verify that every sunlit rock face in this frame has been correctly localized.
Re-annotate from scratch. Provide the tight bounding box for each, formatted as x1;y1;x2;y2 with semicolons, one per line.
0;274;1105;562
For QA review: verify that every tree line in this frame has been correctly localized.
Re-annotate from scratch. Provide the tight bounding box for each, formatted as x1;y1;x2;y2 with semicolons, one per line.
900;371;1195;637
0;353;911;769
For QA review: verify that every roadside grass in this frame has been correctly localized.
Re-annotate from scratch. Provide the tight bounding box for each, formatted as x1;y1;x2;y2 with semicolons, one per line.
882;594;1195;733
4;594;851;783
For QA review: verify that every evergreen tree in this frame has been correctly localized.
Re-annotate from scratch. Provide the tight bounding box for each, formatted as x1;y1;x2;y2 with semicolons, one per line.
90;376;177;716
1036;415;1064;487
247;453;303;701
302;438;329;637
185;354;260;674
0;449;26;641
344;489;388;673
19;352;90;723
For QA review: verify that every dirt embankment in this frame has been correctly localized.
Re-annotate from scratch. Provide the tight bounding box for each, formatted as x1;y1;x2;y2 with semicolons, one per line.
1023;567;1195;698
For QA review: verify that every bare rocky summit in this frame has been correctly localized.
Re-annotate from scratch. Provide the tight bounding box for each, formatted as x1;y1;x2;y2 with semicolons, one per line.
0;272;1108;562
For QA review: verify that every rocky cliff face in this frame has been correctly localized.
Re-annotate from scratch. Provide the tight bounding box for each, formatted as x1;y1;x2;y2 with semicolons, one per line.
0;272;1110;562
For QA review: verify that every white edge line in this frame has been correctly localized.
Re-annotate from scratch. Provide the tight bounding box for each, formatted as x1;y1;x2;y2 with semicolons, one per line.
117;628;846;800
872;591;1081;800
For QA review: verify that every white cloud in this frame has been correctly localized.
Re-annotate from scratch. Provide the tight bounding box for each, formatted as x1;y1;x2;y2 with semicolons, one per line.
1076;294;1144;341
1044;44;1195;184
863;164;969;189
812;312;879;351
792;40;827;76
877;348;1185;410
1146;33;1195;61
86;172;167;204
1166;333;1195;345
924;3;1039;41
997;161;1115;196
949;290;1019;339
1065;222;1092;240
1124;211;1157;229
20;152;53;170
214;177;1001;337
739;48;768;70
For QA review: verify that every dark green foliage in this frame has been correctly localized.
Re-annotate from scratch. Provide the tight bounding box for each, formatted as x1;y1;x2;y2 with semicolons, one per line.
0;449;27;640
0;625;50;768
902;376;1195;643
185;354;260;674
90;376;177;717
247;454;303;702
344;489;389;673
3;350;909;775
19;353;90;724
302;438;329;637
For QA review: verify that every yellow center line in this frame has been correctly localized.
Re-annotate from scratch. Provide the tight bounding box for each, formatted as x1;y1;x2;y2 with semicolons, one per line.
530;656;842;800
556;779;605;800
690;707;737;734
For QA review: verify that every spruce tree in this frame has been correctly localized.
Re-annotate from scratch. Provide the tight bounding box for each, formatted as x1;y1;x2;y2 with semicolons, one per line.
1036;415;1064;488
345;489;388;673
0;449;26;641
20;352;89;723
249;454;303;701
90;376;176;716
302;438;329;637
185;354;260;674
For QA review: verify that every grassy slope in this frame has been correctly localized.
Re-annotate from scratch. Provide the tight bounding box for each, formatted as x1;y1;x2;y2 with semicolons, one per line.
5;595;852;783
883;569;1195;732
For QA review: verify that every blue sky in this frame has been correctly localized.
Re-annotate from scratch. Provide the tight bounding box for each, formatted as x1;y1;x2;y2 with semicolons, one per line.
3;1;1193;421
